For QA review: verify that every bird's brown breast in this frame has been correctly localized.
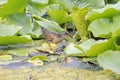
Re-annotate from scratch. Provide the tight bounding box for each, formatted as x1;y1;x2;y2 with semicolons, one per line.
43;33;63;44
41;26;64;44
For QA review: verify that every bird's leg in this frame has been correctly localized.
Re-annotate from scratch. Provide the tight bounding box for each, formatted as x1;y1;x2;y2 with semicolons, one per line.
48;43;53;51
48;43;57;54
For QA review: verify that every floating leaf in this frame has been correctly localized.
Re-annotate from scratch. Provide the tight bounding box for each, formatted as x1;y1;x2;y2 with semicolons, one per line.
0;24;22;36
6;13;33;35
88;14;120;38
6;13;41;38
55;0;105;12
36;20;64;33
85;1;120;21
97;50;120;74
0;35;32;45
28;3;62;17
64;43;82;56
0;0;29;17
11;48;34;56
48;10;72;24
77;39;116;56
64;39;113;57
79;39;97;52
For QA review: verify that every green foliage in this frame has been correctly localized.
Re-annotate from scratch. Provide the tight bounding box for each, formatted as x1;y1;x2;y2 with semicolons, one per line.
36;19;64;33
84;1;120;73
0;24;22;36
0;0;29;17
31;55;48;61
0;24;32;45
28;2;62;17
71;8;88;41
88;14;120;38
106;0;120;4
1;0;120;74
6;13;32;35
0;35;32;45
48;10;72;24
84;39;116;56
64;43;82;56
85;1;120;21
97;50;120;74
55;0;105;12
65;39;116;57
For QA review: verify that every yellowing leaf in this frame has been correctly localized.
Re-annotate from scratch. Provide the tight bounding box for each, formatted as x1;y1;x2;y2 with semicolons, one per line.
71;8;88;41
0;55;12;61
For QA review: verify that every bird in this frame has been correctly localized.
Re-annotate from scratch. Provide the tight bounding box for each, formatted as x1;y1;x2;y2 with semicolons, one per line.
40;26;70;50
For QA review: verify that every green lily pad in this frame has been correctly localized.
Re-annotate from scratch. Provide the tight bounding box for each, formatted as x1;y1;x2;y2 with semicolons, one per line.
64;43;82;56
36;20;64;33
85;1;120;21
88;14;120;38
5;13;41;38
78;39;116;56
6;13;33;35
85;39;115;56
55;0;105;12
48;10;72;24
28;3;62;17
11;48;35;56
97;50;120;74
0;35;32;45
0;24;22;36
65;39;116;57
0;0;29;17
79;39;97;52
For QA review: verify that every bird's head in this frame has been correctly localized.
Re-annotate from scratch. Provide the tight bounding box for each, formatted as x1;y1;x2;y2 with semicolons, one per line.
61;31;71;38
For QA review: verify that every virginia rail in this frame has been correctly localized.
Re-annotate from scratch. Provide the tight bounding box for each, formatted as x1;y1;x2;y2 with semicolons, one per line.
40;26;69;50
